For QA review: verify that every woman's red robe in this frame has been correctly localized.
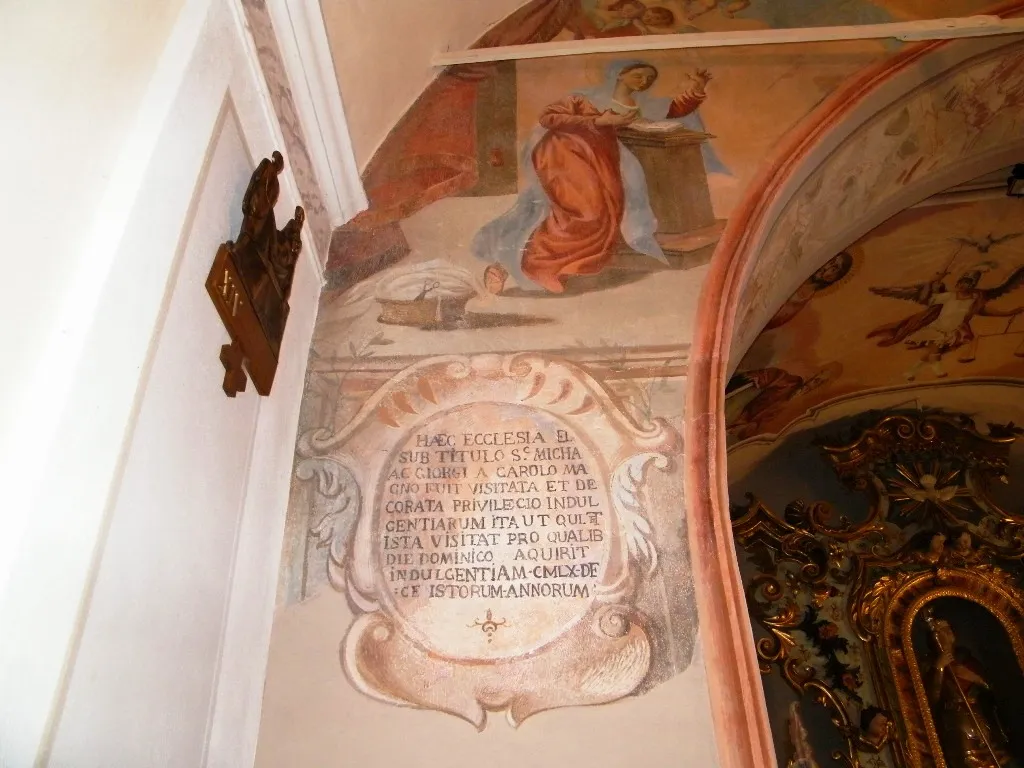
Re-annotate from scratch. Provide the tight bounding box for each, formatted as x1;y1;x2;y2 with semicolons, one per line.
522;92;704;293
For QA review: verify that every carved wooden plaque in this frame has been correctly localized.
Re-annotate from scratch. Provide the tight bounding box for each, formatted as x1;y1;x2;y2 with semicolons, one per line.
205;151;304;397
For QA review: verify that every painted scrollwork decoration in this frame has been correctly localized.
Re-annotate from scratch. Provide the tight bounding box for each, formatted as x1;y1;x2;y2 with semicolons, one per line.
292;353;687;727
611;453;670;577
296;456;362;592
733;411;1024;768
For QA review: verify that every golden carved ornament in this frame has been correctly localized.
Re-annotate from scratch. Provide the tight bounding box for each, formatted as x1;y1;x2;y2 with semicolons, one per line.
733;411;1024;768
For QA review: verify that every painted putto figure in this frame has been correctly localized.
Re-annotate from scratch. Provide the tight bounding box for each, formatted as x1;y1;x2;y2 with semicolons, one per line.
567;0;697;37
473;59;725;295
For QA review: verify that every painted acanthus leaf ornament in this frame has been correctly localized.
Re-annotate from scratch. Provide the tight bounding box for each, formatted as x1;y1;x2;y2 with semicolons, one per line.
612;453;670;576
296;456;361;593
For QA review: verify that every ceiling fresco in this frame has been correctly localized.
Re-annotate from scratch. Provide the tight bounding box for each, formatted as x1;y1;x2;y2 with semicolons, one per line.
726;193;1024;443
506;0;998;42
732;42;1024;360
316;40;883;360
323;1;1022;365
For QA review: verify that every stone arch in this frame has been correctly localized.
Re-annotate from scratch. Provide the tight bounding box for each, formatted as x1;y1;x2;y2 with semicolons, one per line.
684;6;1024;766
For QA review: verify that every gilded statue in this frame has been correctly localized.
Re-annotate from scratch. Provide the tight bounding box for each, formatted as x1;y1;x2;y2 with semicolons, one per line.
925;612;1021;768
860;706;894;749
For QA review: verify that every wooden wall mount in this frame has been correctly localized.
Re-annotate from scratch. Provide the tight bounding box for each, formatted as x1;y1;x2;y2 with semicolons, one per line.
205;151;304;397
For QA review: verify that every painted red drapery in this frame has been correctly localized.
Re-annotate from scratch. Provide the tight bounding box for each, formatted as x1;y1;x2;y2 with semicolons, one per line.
522;93;704;293
330;0;578;273
357;0;577;227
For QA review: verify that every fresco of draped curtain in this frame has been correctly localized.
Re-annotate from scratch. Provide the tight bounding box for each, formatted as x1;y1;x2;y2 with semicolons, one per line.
329;0;579;273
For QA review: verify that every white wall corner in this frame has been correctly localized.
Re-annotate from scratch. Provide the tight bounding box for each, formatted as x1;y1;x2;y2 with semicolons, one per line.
228;0;327;285
264;0;368;228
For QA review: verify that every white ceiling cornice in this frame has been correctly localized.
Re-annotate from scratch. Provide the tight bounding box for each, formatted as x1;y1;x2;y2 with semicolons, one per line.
264;0;368;228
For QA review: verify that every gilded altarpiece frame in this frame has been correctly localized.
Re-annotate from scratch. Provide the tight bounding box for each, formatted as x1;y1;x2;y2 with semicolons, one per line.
733;413;1024;768
870;568;1024;768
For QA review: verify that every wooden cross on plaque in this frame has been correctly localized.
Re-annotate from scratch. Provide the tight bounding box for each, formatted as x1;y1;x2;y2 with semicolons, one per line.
219;340;248;397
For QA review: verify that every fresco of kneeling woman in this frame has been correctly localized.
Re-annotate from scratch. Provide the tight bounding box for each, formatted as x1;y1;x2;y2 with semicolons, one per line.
472;59;727;295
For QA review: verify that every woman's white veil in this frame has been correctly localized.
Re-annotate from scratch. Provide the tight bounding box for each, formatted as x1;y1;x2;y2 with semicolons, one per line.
578;59;729;174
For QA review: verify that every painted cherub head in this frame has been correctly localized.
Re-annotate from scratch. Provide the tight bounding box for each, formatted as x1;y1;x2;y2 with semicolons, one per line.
953;531;973;554
859;706;891;747
928;531;947;555
641;5;676;27
610;0;647;20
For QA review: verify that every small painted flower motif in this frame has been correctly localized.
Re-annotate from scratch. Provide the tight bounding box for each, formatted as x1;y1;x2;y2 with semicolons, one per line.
790;644;814;667
818;621;840;640
841;670;863;691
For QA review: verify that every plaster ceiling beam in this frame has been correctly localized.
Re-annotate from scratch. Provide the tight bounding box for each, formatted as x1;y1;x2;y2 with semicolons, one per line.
432;15;1024;66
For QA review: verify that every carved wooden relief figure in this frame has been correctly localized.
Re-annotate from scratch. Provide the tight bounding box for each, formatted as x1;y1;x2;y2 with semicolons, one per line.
205;150;305;397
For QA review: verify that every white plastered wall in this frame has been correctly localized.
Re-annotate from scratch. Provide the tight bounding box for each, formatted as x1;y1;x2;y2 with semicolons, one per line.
0;0;184;481
0;0;345;764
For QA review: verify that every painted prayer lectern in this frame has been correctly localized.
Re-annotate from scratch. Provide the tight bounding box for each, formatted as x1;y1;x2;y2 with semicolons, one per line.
618;125;723;255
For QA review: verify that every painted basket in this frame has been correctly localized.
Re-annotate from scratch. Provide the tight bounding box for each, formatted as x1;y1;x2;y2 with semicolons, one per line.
376;293;473;329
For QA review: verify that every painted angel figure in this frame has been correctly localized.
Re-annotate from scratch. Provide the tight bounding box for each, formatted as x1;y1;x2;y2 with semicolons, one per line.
866;263;1024;381
725;364;840;440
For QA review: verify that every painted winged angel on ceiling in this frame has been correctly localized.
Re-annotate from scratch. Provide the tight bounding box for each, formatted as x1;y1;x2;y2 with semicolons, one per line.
866;257;1024;380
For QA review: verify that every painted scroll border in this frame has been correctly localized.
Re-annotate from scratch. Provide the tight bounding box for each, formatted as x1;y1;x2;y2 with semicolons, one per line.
296;352;681;727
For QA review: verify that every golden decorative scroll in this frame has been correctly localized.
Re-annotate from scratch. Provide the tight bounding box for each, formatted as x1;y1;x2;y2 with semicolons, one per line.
733;412;1024;768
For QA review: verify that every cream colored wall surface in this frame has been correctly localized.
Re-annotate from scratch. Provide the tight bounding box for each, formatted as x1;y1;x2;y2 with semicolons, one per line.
47;108;259;768
0;0;327;763
320;0;528;169
0;1;187;760
0;0;184;494
256;590;720;768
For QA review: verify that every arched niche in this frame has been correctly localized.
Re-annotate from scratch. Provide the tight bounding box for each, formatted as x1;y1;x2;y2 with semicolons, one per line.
725;379;1024;768
880;568;1024;768
684;5;1024;766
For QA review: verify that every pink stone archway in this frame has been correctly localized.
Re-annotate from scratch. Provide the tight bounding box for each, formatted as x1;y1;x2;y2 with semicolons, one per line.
684;8;1024;767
